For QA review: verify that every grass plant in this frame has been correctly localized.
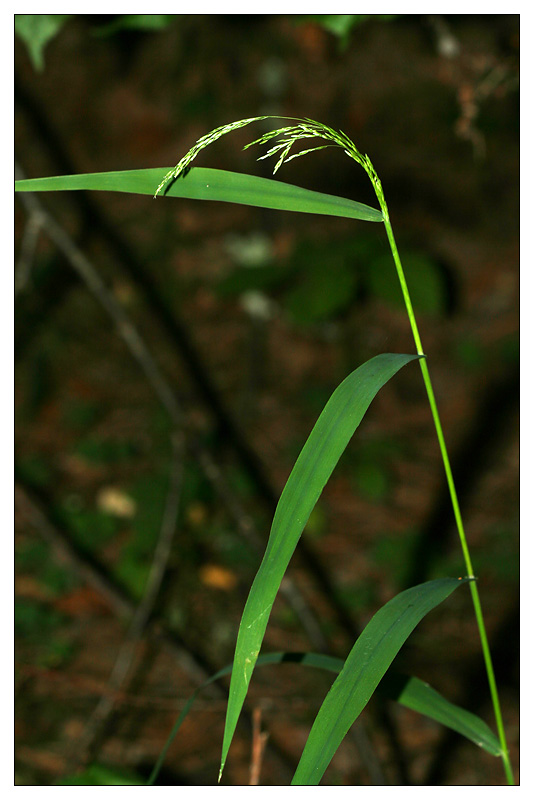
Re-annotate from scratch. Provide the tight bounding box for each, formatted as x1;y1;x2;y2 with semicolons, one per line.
15;115;514;785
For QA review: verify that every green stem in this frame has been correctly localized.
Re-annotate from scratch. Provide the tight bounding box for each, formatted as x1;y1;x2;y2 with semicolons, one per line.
381;208;514;785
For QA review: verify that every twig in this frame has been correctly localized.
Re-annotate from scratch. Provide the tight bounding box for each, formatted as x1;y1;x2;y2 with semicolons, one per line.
15;207;45;298
15;163;183;427
15;483;132;620
65;430;186;769
249;707;269;786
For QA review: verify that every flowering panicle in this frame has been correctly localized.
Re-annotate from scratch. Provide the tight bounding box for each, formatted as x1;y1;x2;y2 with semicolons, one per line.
154;115;385;218
154;116;269;197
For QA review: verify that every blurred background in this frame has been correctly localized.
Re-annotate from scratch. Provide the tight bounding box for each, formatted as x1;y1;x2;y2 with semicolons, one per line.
14;14;519;786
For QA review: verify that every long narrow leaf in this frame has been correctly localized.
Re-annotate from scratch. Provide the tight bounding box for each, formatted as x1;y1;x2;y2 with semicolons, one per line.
291;577;472;785
15;167;383;222
148;648;499;785
219;352;421;779
379;672;502;758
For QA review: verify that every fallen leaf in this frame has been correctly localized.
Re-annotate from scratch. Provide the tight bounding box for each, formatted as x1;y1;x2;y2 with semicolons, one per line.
96;487;137;518
199;563;238;591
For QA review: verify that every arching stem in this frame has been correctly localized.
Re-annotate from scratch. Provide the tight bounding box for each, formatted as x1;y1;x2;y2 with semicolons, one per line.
379;198;514;786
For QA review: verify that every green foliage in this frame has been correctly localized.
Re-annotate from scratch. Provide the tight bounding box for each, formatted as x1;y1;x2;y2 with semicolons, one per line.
93;15;175;36
15;598;74;668
217;237;361;326
16;167;383;223
15;14;176;73
15;14;71;71
57;498;119;551
291;578;471;784
217;232;449;328
372;529;421;584
353;460;390;502
15;455;53;489
284;256;358;325
345;434;403;503
219;353;420;778
148;644;500;785
368;251;449;316
15;598;64;640
16;538;77;597
299;15;399;49
114;554;151;601
74;436;138;464
62;399;102;430
59;764;144;785
379;672;502;757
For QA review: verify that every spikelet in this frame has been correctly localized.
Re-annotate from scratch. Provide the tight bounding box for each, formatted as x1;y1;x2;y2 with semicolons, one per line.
154;115;385;209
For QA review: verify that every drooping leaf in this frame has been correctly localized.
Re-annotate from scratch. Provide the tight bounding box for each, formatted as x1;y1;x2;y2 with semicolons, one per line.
378;672;502;758
15;167;383;223
219;352;421;779
291;577;471;785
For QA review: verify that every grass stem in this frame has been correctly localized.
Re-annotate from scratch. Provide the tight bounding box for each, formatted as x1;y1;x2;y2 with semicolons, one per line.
381;209;514;785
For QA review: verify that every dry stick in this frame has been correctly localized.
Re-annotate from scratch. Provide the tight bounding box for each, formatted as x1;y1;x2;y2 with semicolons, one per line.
64;430;186;770
15;206;45;298
16;178;191;768
16;429;185;774
249;707;269;786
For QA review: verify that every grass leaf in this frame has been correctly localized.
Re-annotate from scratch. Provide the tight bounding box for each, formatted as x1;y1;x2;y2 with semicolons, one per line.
148;647;499;785
15;167;383;223
291;577;472;785
219;352;421;779
379;672;502;758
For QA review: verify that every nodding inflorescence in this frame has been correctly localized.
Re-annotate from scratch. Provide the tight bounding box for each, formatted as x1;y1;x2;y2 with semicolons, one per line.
154;116;385;211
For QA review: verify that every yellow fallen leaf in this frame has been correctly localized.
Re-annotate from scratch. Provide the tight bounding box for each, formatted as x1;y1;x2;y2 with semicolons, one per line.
199;564;238;591
96;487;136;519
